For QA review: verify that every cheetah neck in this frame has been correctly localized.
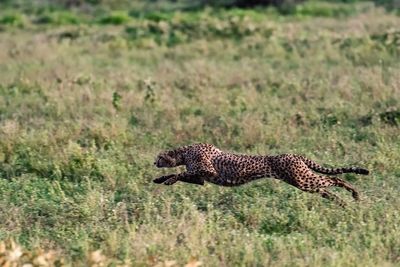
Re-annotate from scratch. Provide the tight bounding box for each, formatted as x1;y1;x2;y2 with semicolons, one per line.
170;147;187;166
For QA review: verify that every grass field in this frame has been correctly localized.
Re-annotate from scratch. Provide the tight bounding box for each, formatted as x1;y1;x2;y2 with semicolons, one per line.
0;1;399;266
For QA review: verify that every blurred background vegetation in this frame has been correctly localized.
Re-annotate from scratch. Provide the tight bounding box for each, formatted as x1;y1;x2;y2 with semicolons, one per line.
0;0;399;14
0;0;399;266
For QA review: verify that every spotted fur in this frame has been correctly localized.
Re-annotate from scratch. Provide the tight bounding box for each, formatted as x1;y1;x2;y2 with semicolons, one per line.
153;143;369;205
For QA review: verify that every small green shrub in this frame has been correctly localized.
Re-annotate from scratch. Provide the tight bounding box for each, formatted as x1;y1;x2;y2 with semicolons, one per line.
294;2;358;17
125;14;274;46
142;11;175;22
99;11;131;25
0;12;26;26
35;11;81;25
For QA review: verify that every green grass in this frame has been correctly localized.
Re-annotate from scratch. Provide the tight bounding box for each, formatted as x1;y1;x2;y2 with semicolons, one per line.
0;3;399;266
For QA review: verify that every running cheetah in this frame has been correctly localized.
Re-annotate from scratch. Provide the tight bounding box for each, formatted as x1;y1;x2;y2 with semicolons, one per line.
153;143;369;205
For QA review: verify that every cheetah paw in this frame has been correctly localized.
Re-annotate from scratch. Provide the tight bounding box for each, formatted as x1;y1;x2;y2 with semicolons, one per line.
164;177;178;185
153;174;174;184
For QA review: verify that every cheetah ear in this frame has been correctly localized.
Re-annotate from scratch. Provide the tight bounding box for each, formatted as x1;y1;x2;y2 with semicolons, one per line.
166;150;176;157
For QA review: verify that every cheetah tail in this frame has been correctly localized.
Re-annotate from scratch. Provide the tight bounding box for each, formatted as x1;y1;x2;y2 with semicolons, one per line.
298;156;369;175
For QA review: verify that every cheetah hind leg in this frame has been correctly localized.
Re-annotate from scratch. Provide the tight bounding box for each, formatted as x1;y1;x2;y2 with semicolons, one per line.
316;188;347;207
330;177;360;201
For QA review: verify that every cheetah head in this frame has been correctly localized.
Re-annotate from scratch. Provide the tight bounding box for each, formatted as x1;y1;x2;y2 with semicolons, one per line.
154;150;179;168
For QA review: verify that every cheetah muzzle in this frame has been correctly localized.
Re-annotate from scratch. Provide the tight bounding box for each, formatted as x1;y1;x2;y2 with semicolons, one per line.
153;143;369;206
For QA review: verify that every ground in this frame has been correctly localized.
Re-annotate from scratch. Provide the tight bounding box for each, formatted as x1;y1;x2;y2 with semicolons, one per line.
0;2;399;266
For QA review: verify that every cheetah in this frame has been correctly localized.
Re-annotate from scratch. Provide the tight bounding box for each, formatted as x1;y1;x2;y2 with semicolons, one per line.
153;143;369;205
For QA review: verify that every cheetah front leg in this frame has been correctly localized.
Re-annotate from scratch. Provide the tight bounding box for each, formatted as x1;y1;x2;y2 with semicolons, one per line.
164;172;205;185
153;174;176;184
154;171;208;186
